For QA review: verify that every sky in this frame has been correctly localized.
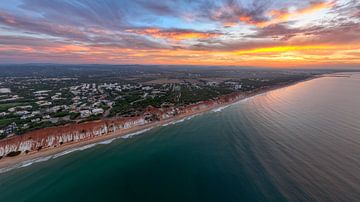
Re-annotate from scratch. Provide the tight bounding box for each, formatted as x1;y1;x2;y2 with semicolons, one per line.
0;0;359;68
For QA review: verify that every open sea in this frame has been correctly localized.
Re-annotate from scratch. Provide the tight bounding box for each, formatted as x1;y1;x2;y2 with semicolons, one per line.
0;73;359;202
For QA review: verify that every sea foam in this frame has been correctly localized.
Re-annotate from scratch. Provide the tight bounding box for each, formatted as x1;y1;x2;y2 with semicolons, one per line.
0;128;153;174
162;114;200;127
212;105;229;112
121;127;153;139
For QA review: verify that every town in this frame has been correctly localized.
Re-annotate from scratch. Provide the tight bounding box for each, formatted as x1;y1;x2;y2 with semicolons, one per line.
0;64;332;138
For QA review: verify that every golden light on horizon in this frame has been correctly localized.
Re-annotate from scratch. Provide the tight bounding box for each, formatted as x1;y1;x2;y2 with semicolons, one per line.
0;0;359;68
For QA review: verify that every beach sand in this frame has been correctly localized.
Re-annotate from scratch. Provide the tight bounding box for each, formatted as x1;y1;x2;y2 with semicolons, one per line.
0;76;321;173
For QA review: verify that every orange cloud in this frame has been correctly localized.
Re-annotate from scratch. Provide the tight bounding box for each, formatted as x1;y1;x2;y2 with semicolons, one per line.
230;45;337;55
220;1;334;27
53;45;90;52
1;39;359;68
127;28;221;41
262;1;335;27
236;15;266;27
223;22;238;27
221;14;266;27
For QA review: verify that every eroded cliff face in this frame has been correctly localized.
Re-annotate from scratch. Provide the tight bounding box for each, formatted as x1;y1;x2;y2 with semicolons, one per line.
0;93;242;158
0;116;150;157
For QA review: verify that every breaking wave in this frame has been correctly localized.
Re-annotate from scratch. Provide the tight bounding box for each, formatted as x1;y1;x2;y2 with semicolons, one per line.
162;114;199;127
121;127;154;139
0;93;262;174
212;105;229;112
0;128;154;174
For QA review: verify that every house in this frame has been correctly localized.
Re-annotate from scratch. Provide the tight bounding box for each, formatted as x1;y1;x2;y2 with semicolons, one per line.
92;108;104;115
3;122;18;136
36;101;52;106
15;110;30;116
80;110;92;118
18;105;32;110
234;84;242;90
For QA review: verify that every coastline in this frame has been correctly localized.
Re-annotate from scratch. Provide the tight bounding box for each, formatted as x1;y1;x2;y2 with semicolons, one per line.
0;76;321;173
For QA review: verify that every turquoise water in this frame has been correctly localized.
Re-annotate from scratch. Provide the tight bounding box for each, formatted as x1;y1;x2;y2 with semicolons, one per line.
0;73;360;202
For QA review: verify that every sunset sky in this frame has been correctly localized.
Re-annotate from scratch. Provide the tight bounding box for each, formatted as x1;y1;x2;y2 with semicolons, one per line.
0;0;359;68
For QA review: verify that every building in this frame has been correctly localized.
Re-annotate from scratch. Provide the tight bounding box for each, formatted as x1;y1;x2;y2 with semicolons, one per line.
80;110;92;118
3;122;18;136
92;108;104;115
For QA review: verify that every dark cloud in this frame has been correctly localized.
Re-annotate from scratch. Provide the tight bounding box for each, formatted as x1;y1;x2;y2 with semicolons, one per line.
195;0;271;26
0;35;62;47
306;22;360;44
0;0;359;66
134;0;175;16
0;11;89;41
247;23;324;41
189;38;284;52
89;34;171;50
19;0;127;28
247;20;360;44
0;10;170;50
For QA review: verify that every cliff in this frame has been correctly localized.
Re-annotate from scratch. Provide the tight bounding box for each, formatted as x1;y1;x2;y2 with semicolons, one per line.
0;92;243;158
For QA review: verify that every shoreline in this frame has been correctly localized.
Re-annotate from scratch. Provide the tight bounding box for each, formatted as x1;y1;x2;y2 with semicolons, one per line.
0;76;321;173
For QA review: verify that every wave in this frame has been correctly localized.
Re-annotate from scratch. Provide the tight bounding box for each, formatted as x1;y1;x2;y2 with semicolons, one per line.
161;114;199;127
0;156;52;174
0;128;154;174
52;144;98;159
212;105;229;112
121;127;154;139
0;91;275;174
162;118;187;126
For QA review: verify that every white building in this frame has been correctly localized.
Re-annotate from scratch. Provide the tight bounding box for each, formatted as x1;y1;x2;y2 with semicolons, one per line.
80;110;92;118
92;108;104;115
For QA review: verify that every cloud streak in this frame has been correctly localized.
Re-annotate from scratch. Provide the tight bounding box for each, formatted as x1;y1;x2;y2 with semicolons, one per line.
0;0;359;68
126;28;222;41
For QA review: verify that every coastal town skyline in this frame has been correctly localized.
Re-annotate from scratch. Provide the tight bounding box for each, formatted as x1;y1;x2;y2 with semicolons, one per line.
0;0;360;68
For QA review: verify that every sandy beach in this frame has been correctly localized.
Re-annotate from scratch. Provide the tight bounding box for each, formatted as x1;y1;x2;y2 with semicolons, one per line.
0;76;321;173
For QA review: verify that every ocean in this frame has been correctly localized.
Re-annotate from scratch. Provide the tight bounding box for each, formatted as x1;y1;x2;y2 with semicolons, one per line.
0;73;359;202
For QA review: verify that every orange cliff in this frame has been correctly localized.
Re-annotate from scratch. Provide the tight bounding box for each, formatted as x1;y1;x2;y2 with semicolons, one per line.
0;92;244;158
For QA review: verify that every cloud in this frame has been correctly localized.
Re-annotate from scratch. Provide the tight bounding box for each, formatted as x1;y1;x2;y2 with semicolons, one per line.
0;0;359;67
0;10;171;50
0;11;88;40
201;0;335;27
19;0;127;28
263;1;335;27
126;28;222;41
247;24;304;40
201;0;270;27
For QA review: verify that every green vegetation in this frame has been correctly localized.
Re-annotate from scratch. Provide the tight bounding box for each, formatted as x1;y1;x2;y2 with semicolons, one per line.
0;65;324;138
179;87;222;105
0;103;23;112
0;118;17;128
70;112;80;120
54;111;70;117
17;121;54;135
78;114;102;123
110;100;131;116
